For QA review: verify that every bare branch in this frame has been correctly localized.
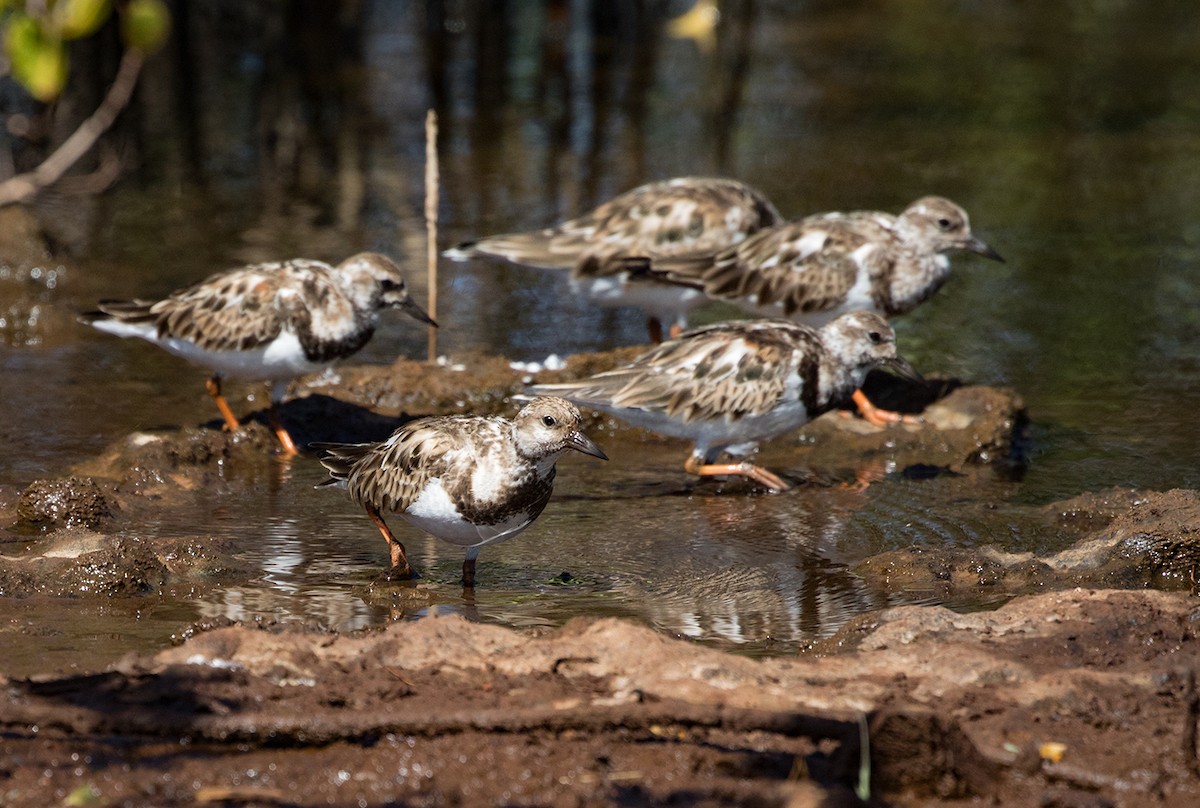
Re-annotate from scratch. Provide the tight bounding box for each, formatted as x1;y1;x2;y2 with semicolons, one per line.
0;48;144;208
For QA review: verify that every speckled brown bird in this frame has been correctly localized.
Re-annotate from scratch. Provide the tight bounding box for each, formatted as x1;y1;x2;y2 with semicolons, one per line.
638;196;1001;424
316;397;607;586
531;312;918;492
80;253;434;455
445;176;782;342
644;196;1001;324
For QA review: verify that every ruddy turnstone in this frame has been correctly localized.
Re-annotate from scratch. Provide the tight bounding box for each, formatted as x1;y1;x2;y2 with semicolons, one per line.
530;311;919;492
637;196;1001;424
444;176;781;342
643;196;1002;326
315;396;607;586
80;252;434;455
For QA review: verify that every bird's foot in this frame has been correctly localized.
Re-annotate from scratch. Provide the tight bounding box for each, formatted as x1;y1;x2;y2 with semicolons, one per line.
847;388;923;427
685;456;790;492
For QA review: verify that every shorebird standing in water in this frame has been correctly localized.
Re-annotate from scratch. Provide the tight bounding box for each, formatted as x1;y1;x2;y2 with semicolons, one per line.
532;311;920;492
445;176;782;343
317;396;607;586
81;252;434;455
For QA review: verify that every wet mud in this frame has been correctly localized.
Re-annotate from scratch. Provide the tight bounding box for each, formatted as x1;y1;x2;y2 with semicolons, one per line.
3;353;1200;806
3;591;1198;806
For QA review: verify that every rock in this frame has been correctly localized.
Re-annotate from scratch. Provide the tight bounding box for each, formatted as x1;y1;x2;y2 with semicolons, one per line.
0;530;239;597
71;424;279;482
853;487;1200;600
15;476;115;530
797;381;1025;475
1051;488;1200;586
0;531;167;596
1043;487;1155;536
308;352;531;417
319;354;1027;479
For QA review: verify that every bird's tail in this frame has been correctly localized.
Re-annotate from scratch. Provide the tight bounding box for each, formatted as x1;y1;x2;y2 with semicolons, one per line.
78;299;158;326
443;230;576;270
312;442;375;488
442;241;480;262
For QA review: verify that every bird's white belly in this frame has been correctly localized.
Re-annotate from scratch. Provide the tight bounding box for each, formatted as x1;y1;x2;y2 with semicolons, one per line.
125;324;323;381
571;276;707;326
589;397;811;458
401;477;533;549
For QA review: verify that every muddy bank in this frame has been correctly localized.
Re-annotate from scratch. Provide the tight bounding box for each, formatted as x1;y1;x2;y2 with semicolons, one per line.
2;588;1198;806
855;487;1200;600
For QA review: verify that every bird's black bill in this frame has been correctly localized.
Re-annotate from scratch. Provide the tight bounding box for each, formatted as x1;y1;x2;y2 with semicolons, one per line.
882;356;924;383
966;237;1004;262
567;430;608;460
401;297;438;327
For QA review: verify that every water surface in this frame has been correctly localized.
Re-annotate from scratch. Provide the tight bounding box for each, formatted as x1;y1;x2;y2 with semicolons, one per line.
3;1;1199;673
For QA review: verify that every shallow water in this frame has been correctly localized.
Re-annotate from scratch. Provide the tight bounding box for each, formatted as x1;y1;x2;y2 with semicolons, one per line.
4;1;1200;673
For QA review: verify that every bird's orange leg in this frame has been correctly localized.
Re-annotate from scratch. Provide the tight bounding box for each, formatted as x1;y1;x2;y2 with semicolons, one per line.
667;322;684;339
268;403;300;457
848;388;922;427
205;376;241;431
647;317;665;344
366;505;415;578
461;558;476;588
684;455;790;492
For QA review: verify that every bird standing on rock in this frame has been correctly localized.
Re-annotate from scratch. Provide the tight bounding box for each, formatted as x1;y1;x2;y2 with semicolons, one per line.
531;311;920;492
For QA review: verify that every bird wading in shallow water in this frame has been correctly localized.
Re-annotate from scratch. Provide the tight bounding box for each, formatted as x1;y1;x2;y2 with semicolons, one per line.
316;396;607;587
635;196;1001;424
531;311;919;492
444;176;781;343
80;252;434;456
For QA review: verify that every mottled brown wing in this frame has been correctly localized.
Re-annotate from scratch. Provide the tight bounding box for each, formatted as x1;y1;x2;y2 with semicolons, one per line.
652;212;896;316
462;178;781;279
342;417;487;514
569;178;782;278
145;263;330;352
539;322;812;422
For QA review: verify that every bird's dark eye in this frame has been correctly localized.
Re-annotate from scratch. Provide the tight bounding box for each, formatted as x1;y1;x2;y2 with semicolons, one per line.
937;217;954;231
868;331;883;344
542;415;557;427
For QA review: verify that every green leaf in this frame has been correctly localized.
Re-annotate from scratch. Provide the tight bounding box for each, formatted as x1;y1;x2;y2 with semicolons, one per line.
64;783;105;807
4;13;40;57
57;0;113;40
5;16;69;101
120;0;169;53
